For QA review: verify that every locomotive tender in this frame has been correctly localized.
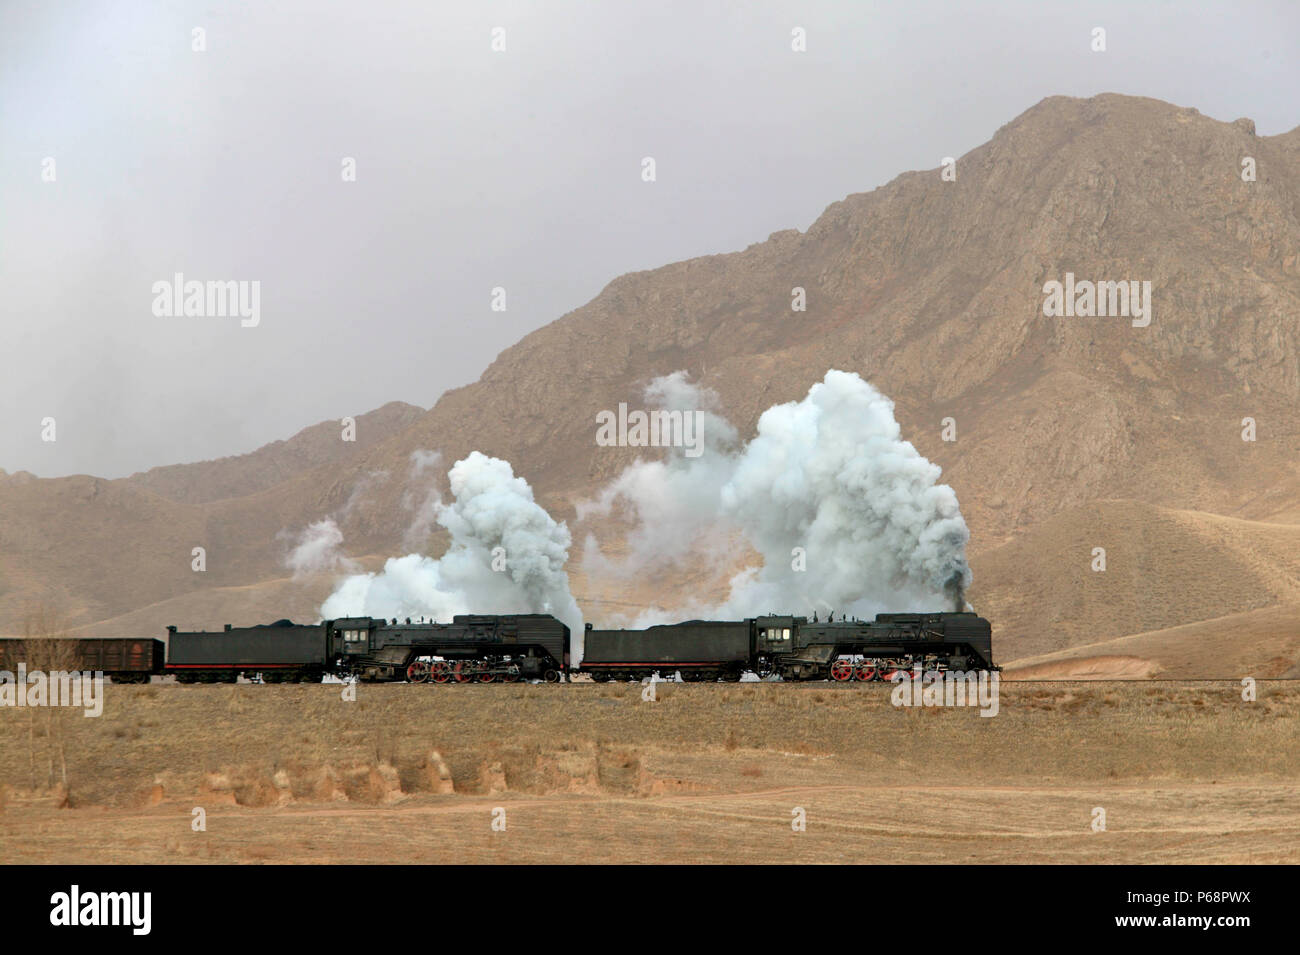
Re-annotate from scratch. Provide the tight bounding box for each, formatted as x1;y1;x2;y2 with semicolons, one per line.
1;610;993;684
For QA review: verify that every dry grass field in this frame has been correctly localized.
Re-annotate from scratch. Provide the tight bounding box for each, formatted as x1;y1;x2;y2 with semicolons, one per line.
1;680;1297;864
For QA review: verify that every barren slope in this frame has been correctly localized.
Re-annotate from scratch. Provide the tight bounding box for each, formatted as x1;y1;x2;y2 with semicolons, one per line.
973;501;1300;659
1005;601;1300;680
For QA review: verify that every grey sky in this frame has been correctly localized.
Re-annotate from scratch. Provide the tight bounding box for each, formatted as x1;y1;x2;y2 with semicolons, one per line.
2;0;1296;478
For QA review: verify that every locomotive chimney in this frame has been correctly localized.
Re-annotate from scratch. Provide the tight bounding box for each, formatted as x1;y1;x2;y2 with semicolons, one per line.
943;570;966;612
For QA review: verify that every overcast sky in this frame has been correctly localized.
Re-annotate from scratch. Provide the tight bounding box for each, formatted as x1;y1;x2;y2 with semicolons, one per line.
2;0;1296;478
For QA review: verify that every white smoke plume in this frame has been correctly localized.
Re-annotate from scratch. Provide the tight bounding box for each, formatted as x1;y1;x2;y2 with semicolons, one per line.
283;519;359;578
320;451;583;637
581;369;971;623
281;470;386;577
400;449;445;549
338;469;389;519
578;371;740;574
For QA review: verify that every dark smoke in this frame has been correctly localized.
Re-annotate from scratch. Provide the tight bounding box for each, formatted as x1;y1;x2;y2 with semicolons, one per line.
944;570;966;612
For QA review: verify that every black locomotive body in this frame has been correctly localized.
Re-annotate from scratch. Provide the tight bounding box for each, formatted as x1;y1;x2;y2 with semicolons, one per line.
772;611;995;681
580;611;995;682
328;613;570;683
159;613;570;683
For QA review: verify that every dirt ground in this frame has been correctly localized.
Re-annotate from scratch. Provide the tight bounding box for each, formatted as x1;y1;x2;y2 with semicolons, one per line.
1;680;1296;864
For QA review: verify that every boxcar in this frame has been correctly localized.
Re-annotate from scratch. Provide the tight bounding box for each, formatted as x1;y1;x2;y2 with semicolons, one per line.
0;636;163;683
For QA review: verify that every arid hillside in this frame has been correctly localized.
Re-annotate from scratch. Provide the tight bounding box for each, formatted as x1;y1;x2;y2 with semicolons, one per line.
1;93;1297;672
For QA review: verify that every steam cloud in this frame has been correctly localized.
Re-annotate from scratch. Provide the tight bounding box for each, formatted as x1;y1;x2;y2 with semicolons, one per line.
284;519;356;577
309;370;970;646
320;451;583;637
580;369;971;623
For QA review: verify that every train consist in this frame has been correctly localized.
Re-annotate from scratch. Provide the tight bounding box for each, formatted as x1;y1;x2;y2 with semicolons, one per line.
0;610;994;684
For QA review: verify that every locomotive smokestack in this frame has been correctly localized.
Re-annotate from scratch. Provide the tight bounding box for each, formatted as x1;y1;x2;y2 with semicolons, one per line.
944;570;965;612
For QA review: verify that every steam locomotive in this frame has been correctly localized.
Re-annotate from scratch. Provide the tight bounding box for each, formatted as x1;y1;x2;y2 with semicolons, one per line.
583;611;995;682
0;610;994;683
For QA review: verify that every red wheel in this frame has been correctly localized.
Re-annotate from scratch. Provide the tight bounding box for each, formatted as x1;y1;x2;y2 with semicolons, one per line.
430;661;452;684
453;663;474;684
501;667;520;683
830;659;854;681
856;663;877;682
407;660;431;683
478;669;495;683
879;667;901;682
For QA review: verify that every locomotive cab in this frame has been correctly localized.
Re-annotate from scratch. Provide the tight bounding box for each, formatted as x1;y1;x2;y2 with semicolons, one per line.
330;617;376;656
755;616;795;651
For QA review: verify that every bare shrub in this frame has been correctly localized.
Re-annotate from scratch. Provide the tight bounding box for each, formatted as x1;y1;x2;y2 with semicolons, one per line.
18;607;79;792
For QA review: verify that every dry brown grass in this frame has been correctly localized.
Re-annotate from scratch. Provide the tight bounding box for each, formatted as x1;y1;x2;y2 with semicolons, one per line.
0;680;1296;863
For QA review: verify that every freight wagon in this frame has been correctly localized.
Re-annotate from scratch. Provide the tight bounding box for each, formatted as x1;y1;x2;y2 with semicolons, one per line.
0;636;163;683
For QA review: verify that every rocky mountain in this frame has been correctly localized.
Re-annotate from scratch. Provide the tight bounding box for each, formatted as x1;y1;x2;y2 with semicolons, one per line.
2;93;1297;675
